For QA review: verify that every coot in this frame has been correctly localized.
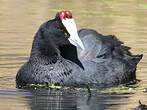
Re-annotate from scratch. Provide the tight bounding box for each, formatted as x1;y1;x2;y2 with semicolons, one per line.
134;101;147;110
16;11;143;87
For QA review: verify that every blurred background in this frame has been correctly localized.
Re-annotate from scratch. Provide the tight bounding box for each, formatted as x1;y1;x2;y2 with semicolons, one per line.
0;0;147;110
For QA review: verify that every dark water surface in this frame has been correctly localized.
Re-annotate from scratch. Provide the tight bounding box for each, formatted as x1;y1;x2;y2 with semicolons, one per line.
0;0;147;110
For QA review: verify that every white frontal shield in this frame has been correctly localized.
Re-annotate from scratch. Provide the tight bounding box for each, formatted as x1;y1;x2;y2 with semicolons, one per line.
62;18;85;50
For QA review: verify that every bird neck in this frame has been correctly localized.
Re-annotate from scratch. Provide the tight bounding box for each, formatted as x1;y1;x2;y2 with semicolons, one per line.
59;44;84;70
30;34;60;64
29;33;84;69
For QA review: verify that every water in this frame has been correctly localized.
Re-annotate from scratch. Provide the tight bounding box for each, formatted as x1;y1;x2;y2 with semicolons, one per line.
0;0;147;109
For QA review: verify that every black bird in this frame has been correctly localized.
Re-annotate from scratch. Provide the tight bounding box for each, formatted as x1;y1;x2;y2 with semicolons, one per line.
16;11;143;87
134;100;147;110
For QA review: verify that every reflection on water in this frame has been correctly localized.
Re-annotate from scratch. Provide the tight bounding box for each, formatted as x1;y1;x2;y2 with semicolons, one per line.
0;0;147;110
15;88;135;110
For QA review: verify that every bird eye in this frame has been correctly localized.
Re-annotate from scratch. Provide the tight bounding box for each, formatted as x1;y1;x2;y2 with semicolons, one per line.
57;26;69;38
58;27;63;31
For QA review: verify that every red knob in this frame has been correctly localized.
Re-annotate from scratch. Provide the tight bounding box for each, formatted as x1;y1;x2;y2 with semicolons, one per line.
65;11;72;18
59;11;66;20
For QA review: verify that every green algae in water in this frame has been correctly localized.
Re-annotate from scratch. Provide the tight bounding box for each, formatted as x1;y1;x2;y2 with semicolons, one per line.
101;80;147;94
79;10;102;15
100;85;146;94
48;8;73;13
19;80;147;94
79;10;127;19
21;83;97;92
103;0;120;8
139;4;147;9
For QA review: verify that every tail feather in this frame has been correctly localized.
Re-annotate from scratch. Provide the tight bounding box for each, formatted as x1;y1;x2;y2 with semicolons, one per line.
103;35;143;64
130;54;143;65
